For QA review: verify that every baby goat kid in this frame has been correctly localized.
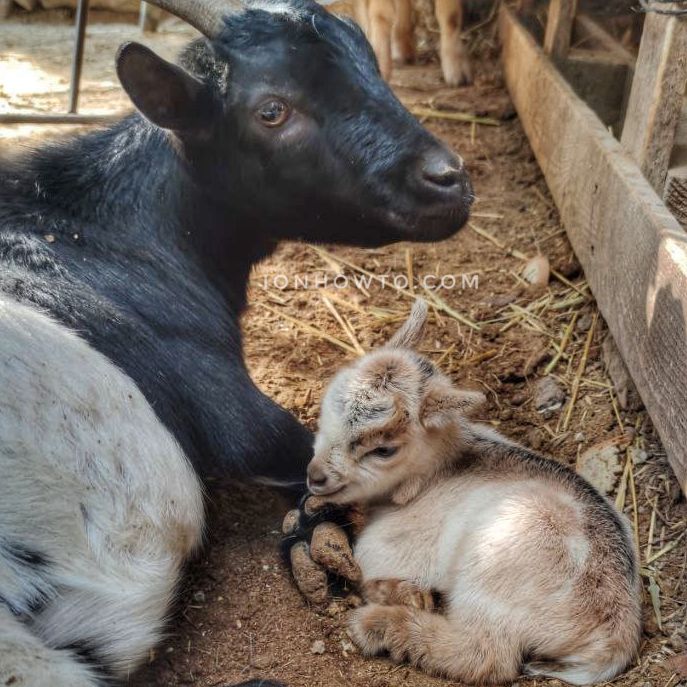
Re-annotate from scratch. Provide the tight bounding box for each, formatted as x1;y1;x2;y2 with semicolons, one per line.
307;301;641;685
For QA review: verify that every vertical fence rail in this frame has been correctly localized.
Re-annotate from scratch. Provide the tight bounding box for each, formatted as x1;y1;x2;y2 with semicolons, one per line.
68;0;90;114
620;8;687;193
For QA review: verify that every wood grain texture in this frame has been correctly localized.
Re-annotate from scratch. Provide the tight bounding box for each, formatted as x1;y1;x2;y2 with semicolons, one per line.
500;4;687;494
544;0;578;59
620;10;687;192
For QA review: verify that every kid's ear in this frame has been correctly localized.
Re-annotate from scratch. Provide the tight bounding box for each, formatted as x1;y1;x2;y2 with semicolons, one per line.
387;299;428;350
420;384;486;431
116;42;215;132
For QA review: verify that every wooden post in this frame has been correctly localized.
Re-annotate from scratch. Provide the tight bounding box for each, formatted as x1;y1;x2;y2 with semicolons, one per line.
620;8;687;193
544;0;579;59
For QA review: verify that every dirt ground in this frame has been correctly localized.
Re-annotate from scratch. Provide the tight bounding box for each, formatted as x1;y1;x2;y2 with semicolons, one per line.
1;8;685;687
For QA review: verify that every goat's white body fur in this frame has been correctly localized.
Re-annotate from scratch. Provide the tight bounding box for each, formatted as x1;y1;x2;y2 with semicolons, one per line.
0;295;204;685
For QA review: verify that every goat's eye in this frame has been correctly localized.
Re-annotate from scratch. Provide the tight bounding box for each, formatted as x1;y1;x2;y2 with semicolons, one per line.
256;99;290;128
367;445;399;459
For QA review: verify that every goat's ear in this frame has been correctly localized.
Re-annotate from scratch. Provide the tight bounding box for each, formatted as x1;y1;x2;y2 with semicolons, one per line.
116;42;214;132
387;299;429;349
420;383;486;431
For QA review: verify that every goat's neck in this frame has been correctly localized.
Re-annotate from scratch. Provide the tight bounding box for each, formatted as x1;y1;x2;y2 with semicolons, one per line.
3;115;274;312
390;421;468;506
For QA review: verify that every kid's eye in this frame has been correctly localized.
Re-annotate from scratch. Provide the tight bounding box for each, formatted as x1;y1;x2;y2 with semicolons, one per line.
366;445;399;459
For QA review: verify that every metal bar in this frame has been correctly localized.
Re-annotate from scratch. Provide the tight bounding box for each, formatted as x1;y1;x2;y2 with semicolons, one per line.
0;112;121;125
68;0;90;114
139;0;149;30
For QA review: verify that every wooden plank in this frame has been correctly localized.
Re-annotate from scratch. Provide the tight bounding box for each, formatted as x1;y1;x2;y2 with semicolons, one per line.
544;0;579;59
500;4;687;494
620;8;687;192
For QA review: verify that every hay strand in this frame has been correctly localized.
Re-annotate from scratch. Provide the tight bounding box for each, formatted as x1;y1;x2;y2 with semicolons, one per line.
261;304;358;356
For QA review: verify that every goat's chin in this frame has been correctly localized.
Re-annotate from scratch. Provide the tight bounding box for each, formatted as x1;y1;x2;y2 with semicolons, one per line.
309;484;349;503
321;484;370;507
323;487;354;505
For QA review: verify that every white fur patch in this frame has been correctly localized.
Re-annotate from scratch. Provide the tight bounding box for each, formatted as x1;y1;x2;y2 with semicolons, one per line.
0;295;204;678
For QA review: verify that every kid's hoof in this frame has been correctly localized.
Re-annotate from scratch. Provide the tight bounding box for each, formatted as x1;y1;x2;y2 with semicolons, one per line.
282;508;301;535
283;495;364;603
303;494;330;516
310;522;362;583
363;579;434;610
289;541;329;605
348;604;411;660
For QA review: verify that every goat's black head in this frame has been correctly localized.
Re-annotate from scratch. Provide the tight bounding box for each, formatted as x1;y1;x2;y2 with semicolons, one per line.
116;0;473;247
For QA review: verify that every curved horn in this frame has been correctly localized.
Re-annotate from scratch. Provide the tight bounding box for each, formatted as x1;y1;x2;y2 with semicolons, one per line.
143;0;235;37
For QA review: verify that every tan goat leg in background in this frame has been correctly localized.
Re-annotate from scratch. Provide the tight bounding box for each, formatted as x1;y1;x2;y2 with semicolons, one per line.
366;0;395;80
392;0;415;64
434;0;472;86
354;0;370;34
350;604;521;684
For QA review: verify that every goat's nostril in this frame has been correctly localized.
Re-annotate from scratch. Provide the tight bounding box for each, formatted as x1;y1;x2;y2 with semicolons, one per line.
420;151;464;190
422;161;461;188
307;464;328;489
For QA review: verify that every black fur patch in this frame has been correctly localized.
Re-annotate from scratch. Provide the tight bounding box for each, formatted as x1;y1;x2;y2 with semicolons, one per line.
0;116;313;486
0;541;51;617
1;541;49;569
57;640;115;680
416;356;435;381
